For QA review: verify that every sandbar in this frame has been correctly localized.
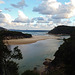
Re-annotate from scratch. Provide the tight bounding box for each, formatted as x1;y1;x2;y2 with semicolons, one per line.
3;35;59;45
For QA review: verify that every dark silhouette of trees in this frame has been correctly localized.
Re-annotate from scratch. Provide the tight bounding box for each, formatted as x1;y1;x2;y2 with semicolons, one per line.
51;31;75;75
0;36;23;75
48;25;75;35
0;30;32;40
21;70;39;75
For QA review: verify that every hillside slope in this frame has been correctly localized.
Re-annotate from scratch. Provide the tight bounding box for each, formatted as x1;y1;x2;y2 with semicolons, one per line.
0;27;7;31
48;25;75;35
0;30;32;40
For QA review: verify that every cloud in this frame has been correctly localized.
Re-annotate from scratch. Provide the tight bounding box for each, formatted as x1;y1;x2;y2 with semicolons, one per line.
4;13;12;24
11;0;27;9
33;0;61;15
0;10;2;12
61;20;72;25
0;11;12;24
71;0;75;7
36;17;49;23
0;0;4;4
13;10;30;23
0;11;27;28
0;12;6;23
0;12;5;18
33;0;75;19
32;15;52;23
52;14;68;19
4;8;11;12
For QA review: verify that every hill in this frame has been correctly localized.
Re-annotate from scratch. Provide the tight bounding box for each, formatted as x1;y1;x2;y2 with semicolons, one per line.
0;30;32;40
49;31;75;75
0;27;7;31
0;27;32;40
48;25;75;35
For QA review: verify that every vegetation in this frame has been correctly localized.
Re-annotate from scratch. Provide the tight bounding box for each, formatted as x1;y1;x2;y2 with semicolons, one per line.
21;27;75;75
0;30;32;40
0;26;75;75
47;31;75;75
22;70;39;75
0;27;7;31
48;25;75;35
0;36;23;75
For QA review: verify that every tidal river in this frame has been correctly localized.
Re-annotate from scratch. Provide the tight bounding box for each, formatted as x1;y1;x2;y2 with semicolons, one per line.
10;35;69;74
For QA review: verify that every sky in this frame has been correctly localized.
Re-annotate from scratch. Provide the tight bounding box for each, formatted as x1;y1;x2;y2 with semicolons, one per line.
0;0;75;30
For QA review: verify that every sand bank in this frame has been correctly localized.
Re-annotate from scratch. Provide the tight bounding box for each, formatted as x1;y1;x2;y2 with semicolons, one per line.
4;35;59;45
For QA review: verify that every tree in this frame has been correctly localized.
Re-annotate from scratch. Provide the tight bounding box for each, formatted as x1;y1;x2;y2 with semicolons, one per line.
0;36;23;75
51;34;75;75
21;70;39;75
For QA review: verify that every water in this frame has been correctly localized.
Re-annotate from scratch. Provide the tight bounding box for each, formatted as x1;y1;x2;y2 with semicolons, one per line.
10;30;70;74
10;39;64;74
10;30;49;35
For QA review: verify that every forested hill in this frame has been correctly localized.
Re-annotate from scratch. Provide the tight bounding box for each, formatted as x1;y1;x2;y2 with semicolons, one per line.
0;27;7;31
49;30;75;75
0;27;32;40
0;31;32;40
48;25;75;35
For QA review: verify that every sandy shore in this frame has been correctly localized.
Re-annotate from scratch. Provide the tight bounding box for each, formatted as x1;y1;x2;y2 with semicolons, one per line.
4;35;59;45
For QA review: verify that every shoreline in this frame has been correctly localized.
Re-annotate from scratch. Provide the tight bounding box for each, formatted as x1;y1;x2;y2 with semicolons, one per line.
3;35;59;45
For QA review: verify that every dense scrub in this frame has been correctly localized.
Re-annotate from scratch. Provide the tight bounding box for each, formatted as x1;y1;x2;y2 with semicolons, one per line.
48;25;75;35
0;30;32;40
0;36;23;75
49;31;75;75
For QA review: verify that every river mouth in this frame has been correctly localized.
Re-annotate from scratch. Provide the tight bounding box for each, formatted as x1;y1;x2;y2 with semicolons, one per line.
10;35;70;75
10;38;63;74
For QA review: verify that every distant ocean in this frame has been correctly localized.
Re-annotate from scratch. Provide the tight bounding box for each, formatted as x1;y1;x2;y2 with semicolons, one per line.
10;30;49;35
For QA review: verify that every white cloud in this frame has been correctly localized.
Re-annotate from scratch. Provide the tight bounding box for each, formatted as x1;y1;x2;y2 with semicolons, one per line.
4;13;12;24
0;10;2;12
61;19;72;25
0;11;12;24
11;0;27;9
33;0;61;15
71;0;75;7
0;0;4;4
33;0;75;20
13;10;30;23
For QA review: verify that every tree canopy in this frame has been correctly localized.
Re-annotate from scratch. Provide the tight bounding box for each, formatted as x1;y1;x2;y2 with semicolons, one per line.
0;36;23;75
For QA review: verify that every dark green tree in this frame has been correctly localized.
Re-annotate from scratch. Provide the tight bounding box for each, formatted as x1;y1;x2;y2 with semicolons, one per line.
0;36;23;75
21;70;39;75
51;32;75;75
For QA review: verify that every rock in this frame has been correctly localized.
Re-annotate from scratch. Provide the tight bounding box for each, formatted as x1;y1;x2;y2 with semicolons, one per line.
43;58;52;66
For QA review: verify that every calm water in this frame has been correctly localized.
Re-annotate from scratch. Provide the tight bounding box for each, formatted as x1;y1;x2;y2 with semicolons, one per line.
10;30;69;74
10;30;49;35
10;38;63;74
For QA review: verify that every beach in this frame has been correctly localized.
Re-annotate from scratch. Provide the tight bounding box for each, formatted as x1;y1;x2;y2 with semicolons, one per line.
4;35;59;45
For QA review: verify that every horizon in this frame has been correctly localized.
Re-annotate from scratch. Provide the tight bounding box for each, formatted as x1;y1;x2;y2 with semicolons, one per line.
2;25;75;31
0;0;75;30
